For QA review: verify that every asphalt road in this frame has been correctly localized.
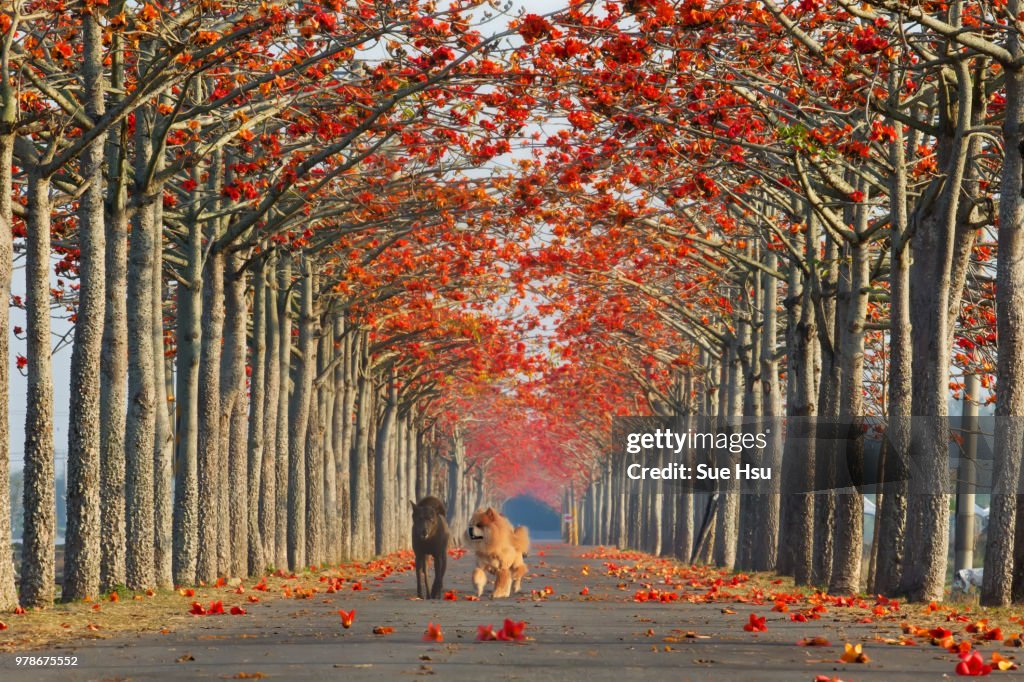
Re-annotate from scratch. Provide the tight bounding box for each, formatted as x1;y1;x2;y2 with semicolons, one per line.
0;544;980;681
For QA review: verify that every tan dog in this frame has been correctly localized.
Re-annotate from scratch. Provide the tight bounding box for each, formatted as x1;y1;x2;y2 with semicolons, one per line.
466;507;530;598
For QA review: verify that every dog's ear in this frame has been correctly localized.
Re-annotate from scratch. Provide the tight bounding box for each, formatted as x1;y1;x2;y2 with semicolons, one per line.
484;508;496;522
409;500;417;512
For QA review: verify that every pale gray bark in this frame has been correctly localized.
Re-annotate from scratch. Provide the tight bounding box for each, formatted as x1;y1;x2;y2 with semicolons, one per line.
151;147;173;589
812;236;841;587
334;319;351;560
124;103;157;590
288;263;316;570
829;232;869;595
396;413;407;546
274;254;292;569
320;327;337;563
228;388;248;576
0;77;18;610
405;411;416;511
306;386;323;566
196;236;225;584
376;369;398;554
222;249;248;577
99;122;128;594
901;22;973;601
172;168;202;586
753;253;782;572
779;239;817;584
63;8;105;601
446;428;467;542
248;256;267;575
351;332;374;558
260;255;279;566
874;76;912;595
714;340;742;569
982;0;1024;606
21;170;55;607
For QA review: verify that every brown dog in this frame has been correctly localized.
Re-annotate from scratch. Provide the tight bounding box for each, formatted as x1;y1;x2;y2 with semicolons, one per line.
466;507;529;599
411;496;450;599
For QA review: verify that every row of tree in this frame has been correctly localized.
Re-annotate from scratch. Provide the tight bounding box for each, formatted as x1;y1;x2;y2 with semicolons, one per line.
496;0;1024;605
8;0;1024;613
1;0;534;611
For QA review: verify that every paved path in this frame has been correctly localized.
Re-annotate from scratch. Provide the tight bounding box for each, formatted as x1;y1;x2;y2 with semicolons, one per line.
1;544;985;680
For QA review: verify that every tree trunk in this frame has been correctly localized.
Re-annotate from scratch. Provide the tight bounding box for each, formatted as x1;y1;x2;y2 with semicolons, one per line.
124;103;158;590
21;170;55;607
320;326;337;563
151;158;173;589
813;235;842;587
63;8;105;601
172;171;202;586
334;318;352;561
780;246;817;585
351;332;374;558
874;88;913;595
248;256;267;576
99;31;129;597
196;239;225;583
0;80;18;610
901;33;974;601
274;253;292;569
260;254;279;566
289;262;316;570
715;340;742;569
753;253;782;572
375;370;398;555
829;233;869;595
982;6;1024;606
222;249;248;577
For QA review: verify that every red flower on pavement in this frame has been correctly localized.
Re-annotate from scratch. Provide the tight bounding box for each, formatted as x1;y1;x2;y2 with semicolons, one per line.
423;622;443;642
743;614;767;632
956;648;992;676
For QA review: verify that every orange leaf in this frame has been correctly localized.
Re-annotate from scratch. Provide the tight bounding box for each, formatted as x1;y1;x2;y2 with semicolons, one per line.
839;642;870;663
798;636;831;647
992;652;1019;671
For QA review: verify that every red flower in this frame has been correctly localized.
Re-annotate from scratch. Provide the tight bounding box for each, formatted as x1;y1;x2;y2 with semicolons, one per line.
497;618;526;641
477;624;497;641
338;609;355;628
423;622;443;642
956;648;992;676
743;613;767;632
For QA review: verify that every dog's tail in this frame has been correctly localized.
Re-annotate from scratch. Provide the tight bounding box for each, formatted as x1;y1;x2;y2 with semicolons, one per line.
512;525;530;558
